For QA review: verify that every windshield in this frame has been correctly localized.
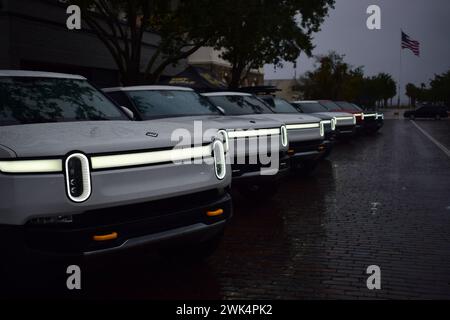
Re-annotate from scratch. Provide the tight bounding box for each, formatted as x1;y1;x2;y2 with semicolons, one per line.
127;90;219;119
206;95;273;115
320;101;343;112
0;77;126;126
292;102;328;113
335;101;361;111
272;98;298;114
350;103;363;111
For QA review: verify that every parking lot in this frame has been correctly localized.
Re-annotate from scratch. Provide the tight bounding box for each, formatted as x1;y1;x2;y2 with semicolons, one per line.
9;119;446;300
66;119;448;300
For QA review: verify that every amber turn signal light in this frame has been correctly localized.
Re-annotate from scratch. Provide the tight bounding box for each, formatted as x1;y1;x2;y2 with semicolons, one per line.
93;232;118;241
207;209;224;217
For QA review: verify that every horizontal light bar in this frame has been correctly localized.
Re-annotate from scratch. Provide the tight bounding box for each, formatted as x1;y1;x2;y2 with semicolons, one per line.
0;159;63;173
322;120;331;124
227;128;280;139
286;123;319;130
364;113;377;117
91;145;212;170
335;116;354;122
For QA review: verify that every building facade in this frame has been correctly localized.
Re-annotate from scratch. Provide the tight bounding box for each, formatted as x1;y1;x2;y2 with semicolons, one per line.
264;79;301;101
188;47;264;87
0;0;187;87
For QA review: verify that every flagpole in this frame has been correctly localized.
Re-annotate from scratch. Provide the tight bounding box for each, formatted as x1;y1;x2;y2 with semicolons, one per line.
398;29;402;109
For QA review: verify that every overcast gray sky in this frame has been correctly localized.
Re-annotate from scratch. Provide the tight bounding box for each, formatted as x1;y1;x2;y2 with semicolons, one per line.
264;0;450;102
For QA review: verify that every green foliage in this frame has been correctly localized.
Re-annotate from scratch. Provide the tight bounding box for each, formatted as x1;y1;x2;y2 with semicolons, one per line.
72;0;335;88
297;51;396;107
211;0;335;88
405;71;450;106
72;0;218;85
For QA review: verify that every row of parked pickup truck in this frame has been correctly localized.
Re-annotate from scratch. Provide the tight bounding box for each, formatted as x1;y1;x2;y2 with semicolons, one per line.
0;71;384;276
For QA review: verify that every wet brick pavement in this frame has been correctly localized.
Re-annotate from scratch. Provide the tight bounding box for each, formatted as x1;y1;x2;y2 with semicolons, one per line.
208;119;450;299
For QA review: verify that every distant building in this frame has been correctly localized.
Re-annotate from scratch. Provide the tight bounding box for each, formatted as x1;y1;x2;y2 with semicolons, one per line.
0;0;186;87
188;47;264;87
264;79;301;101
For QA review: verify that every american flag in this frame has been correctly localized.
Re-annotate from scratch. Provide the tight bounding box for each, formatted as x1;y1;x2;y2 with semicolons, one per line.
402;31;420;56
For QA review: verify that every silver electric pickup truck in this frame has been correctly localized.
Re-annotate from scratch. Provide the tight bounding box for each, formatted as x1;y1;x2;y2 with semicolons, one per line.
0;71;232;269
290;100;357;138
259;96;336;159
103;86;289;198
202;92;326;173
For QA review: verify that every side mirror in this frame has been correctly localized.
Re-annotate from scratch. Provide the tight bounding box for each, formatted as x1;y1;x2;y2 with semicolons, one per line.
217;106;226;114
121;106;135;120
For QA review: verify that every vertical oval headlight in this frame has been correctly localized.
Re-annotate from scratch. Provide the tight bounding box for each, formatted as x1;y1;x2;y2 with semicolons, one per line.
65;153;91;203
212;140;226;180
353;115;357;125
217;129;229;153
280;125;288;147
319;121;325;137
331;118;336;131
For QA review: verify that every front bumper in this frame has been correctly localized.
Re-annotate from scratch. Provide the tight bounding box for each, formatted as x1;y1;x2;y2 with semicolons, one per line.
0;160;230;226
231;152;290;184
363;118;384;132
336;125;357;137
288;140;327;163
1;189;232;257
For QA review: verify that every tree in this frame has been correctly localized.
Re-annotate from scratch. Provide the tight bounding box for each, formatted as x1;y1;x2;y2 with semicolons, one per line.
375;73;396;107
405;83;419;107
405;70;450;106
73;0;218;85
297;51;356;100
212;0;335;88
295;52;396;107
429;70;450;105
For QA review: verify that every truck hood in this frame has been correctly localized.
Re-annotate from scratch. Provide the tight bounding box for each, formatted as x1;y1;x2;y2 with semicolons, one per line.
362;110;380;115
337;109;362;115
236;113;321;125
313;112;354;119
0;120;216;158
151;115;283;131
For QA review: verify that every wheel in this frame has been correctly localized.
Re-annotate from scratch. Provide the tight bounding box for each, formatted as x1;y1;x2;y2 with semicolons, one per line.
410;115;415;120
238;182;279;200
435;114;441;120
